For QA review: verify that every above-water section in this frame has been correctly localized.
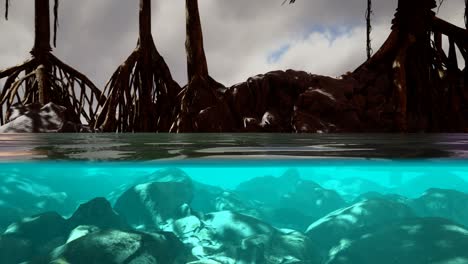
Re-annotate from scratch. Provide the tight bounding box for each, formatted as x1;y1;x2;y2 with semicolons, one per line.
0;159;468;264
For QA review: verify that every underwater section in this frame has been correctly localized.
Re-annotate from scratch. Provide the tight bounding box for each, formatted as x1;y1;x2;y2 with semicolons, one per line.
0;160;468;263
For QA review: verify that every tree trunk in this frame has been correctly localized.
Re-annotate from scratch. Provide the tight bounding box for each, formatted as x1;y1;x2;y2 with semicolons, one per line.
366;0;372;60
32;0;51;56
137;0;153;131
185;0;209;80
139;0;152;50
32;0;52;105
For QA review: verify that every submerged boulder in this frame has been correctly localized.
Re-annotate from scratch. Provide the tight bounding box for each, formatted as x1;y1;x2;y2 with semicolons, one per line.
305;198;415;256
0;197;136;264
138;167;194;185
352;192;409;204
236;171;346;230
48;229;187;264
212;191;264;219
410;188;468;227
68;197;128;230
0;206;21;234
325;218;468;264
190;181;225;213
108;168;193;205
114;178;194;229
0;171;71;231
0;212;69;264
397;173;468;197
168;210;320;263
321;177;390;202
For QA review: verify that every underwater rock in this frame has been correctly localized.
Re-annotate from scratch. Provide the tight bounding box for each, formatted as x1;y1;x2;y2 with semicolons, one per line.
397;173;468;197
68;197;128;230
213;191;264;219
110;167;264;220
236;171;346;230
0;103;93;133
65;225;101;244
114;179;194;229
191;181;266;219
321;177;390;202
143;167;194;186
0;172;72;231
168;210;320;263
0;206;21;234
190;181;225;213
236;173;300;206
0;212;69;264
410;188;468;227
285;180;347;223
107;167;193;205
305;198;415;256
352;192;410;204
325;218;468;264
48;229;187;264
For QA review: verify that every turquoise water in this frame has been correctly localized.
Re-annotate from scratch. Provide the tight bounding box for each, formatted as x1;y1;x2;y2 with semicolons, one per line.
1;134;468;263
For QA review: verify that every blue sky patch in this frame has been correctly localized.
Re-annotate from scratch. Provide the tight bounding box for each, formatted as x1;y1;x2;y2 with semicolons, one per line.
267;44;291;64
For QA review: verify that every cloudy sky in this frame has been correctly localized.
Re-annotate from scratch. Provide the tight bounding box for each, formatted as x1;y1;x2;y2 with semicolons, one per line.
0;0;465;89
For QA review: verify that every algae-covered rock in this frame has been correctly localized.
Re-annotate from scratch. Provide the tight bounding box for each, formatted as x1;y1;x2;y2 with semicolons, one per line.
410;188;468;227
306;198;415;256
0;212;69;264
321;177;390;201
114;179;194;229
68;197;128;230
48;229;187;264
169;210;320;264
325;218;468;264
397;173;468;197
0;171;71;231
236;171;346;230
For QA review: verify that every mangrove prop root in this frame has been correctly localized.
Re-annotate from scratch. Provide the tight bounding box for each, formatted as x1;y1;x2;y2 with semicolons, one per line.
95;0;180;133
0;53;103;126
95;43;179;133
353;2;468;132
170;0;225;133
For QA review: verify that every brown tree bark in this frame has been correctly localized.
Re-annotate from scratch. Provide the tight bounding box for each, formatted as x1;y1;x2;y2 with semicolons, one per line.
139;0;152;50
96;0;180;132
169;0;235;132
32;0;52;105
356;0;468;131
185;0;209;80
32;0;52;55
366;0;372;60
138;0;153;131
